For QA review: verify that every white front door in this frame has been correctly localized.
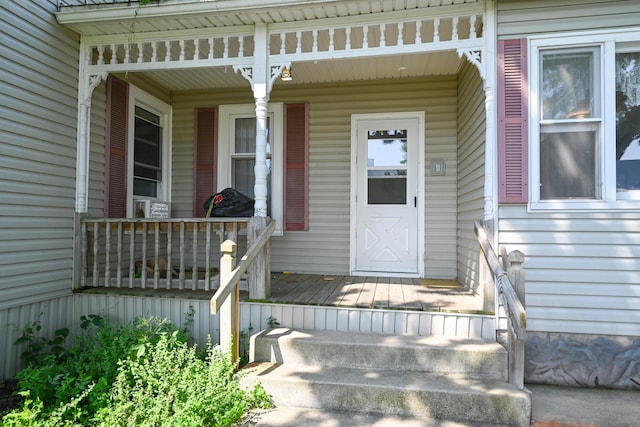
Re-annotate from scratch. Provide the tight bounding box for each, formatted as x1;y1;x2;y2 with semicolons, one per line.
351;113;424;276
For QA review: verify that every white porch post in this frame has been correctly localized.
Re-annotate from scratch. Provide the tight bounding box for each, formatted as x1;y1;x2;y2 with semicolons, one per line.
75;40;106;213
484;0;498;230
483;0;498;313
252;24;269;217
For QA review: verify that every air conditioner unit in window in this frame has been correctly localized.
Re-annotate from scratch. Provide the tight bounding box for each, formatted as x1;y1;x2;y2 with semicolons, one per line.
134;200;150;218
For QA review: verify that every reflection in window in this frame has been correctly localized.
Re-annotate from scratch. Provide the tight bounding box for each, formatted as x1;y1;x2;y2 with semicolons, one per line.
542;51;595;119
367;129;408;205
540;131;596;199
538;48;600;200
616;51;640;192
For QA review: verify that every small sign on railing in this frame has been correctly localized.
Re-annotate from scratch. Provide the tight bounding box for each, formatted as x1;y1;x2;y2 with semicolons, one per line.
149;202;170;219
134;200;171;218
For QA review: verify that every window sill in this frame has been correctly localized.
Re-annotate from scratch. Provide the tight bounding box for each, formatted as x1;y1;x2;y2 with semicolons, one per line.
529;199;640;212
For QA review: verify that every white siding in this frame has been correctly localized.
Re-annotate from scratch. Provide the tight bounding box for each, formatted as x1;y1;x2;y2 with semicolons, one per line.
499;206;640;337
171;77;459;277
0;1;79;309
496;0;640;338
0;296;76;380
456;60;485;291
88;82;107;216
74;294;219;348
241;302;496;340
1;294;217;380
497;0;640;38
1;294;496;379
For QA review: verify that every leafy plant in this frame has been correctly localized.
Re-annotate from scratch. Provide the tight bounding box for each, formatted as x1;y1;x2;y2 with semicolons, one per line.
267;316;280;328
94;335;270;426
3;310;270;426
12;312;69;365
238;323;254;366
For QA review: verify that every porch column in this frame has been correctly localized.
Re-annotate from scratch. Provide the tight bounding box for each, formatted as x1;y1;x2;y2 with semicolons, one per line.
483;0;498;312
484;0;498;229
254;96;269;217
75;41;106;213
252;24;269;217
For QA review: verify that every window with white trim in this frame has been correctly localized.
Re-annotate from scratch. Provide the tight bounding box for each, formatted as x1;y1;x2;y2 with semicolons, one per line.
127;87;172;217
218;103;284;235
530;29;640;209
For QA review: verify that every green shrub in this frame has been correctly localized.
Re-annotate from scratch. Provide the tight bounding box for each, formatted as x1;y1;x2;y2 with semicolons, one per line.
95;333;270;427
2;314;271;427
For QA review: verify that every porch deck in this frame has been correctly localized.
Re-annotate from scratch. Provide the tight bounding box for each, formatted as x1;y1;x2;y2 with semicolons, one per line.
78;273;485;313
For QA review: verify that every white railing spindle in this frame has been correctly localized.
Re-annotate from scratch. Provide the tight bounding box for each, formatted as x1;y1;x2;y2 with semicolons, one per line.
128;222;135;288
116;222;123;288
140;222;148;288
92;222;99;287
470;15;477;39
452;16;459;41
166;224;173;290
104;222;111;287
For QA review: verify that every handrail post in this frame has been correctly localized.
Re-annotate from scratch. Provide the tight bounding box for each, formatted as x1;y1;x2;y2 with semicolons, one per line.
248;216;271;299
475;221;527;390
506;250;526;390
219;239;239;362
507;250;525;307
73;212;88;290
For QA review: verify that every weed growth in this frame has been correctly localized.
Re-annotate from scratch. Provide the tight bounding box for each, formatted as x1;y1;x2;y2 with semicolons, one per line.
2;311;271;426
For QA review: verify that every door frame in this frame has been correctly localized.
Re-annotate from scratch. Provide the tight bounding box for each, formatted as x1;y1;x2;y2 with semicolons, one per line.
349;112;425;277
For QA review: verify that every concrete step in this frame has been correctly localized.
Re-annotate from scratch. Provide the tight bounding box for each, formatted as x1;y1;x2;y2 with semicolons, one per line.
250;328;508;380
240;362;530;426
244;328;531;425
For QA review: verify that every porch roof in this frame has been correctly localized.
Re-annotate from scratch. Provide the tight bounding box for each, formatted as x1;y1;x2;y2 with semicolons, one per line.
57;0;484;36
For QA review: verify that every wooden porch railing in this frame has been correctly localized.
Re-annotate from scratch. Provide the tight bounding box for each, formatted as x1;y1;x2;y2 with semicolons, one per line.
73;214;249;291
210;217;276;361
474;221;527;390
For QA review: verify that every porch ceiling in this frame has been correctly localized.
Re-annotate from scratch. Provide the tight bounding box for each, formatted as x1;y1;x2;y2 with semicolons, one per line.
135;51;463;90
58;0;479;89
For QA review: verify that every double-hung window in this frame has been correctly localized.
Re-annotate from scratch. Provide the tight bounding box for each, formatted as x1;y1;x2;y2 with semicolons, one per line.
530;29;640;209
218;103;284;235
128;87;172;217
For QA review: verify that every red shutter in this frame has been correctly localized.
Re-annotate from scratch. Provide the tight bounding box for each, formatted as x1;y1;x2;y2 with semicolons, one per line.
193;108;218;217
498;39;529;204
284;103;309;231
105;75;129;218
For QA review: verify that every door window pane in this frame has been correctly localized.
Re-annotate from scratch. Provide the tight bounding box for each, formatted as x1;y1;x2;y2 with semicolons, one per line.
367;129;407;205
616;51;640;192
542;51;595;120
